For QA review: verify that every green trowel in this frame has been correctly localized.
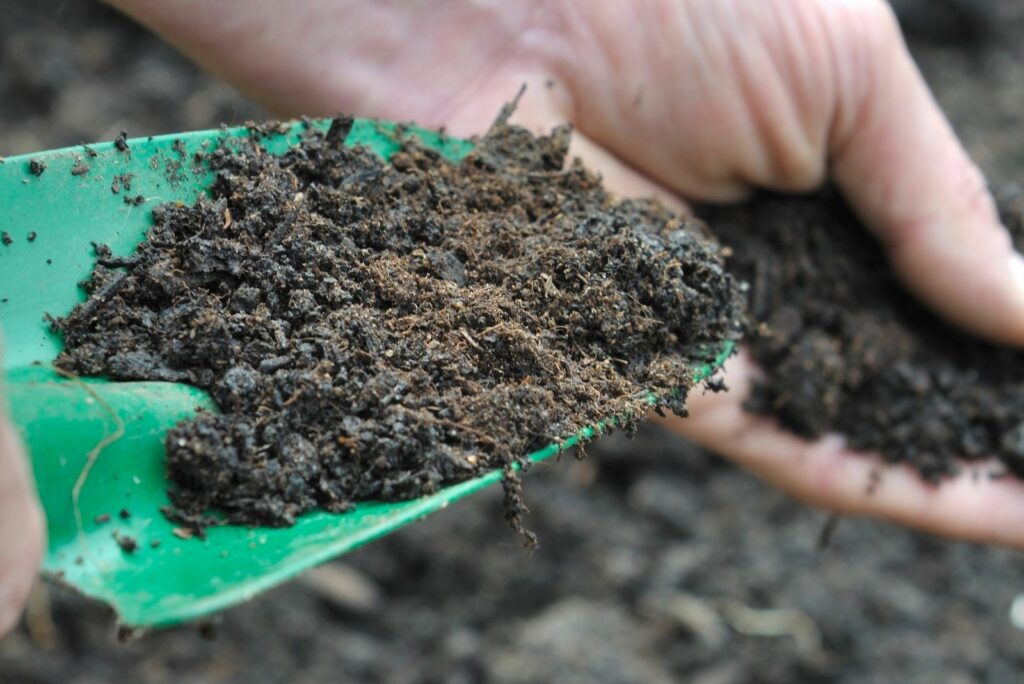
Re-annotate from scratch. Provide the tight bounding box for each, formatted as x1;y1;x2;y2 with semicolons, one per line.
0;119;732;629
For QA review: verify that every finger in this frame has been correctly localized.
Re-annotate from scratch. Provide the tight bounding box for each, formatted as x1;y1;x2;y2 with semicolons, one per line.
0;408;45;638
104;0;557;134
568;134;691;215
662;349;1024;548
823;1;1024;345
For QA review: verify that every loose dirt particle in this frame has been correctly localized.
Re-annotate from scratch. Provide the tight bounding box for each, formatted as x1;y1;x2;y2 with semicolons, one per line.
70;158;89;176
113;532;138;553
114;130;129;153
28;159;46;176
111;173;133;194
1;232;11;246
56;117;743;533
198;620;219;640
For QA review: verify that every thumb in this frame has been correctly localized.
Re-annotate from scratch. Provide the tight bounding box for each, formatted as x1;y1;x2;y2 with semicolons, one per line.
828;2;1024;345
0;399;45;639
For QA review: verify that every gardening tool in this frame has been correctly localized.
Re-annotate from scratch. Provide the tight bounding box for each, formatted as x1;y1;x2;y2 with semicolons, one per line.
0;120;733;629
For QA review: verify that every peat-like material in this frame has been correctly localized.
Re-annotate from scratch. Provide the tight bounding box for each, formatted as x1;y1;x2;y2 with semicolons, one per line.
56;119;743;533
700;189;1024;482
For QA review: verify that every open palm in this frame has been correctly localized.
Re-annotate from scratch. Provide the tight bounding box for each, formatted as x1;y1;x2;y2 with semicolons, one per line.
105;0;1024;546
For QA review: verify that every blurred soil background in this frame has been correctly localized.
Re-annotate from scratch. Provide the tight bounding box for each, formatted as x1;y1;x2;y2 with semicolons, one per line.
3;1;1024;682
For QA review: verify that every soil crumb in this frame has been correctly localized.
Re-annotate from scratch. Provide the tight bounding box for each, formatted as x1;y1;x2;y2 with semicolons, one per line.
111;172;132;194
55;118;743;532
113;532;138;553
701;188;1024;482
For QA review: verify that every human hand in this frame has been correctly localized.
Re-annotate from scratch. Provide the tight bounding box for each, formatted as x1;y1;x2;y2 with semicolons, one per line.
108;0;1024;546
0;404;45;639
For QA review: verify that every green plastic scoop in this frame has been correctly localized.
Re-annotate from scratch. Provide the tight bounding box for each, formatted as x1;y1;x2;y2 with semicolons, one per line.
0;119;732;629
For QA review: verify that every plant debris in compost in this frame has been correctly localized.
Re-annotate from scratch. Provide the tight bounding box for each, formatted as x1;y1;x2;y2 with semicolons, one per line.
54;117;743;535
114;130;129;153
699;188;1024;482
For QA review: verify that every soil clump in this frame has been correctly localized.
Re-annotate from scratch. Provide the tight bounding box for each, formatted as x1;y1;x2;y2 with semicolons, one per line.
701;189;1024;481
55;118;743;532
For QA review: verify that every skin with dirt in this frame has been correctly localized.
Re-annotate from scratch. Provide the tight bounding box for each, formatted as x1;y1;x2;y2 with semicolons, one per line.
699;189;1024;482
54;120;743;534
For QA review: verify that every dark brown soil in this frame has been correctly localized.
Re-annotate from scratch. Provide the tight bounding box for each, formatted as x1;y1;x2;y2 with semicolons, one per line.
9;3;1024;683
54;119;742;532
699;189;1024;481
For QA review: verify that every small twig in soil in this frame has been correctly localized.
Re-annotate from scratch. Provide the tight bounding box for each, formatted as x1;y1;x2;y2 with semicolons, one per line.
489;83;528;132
502;465;538;551
56;272;128;326
97;256;141;269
